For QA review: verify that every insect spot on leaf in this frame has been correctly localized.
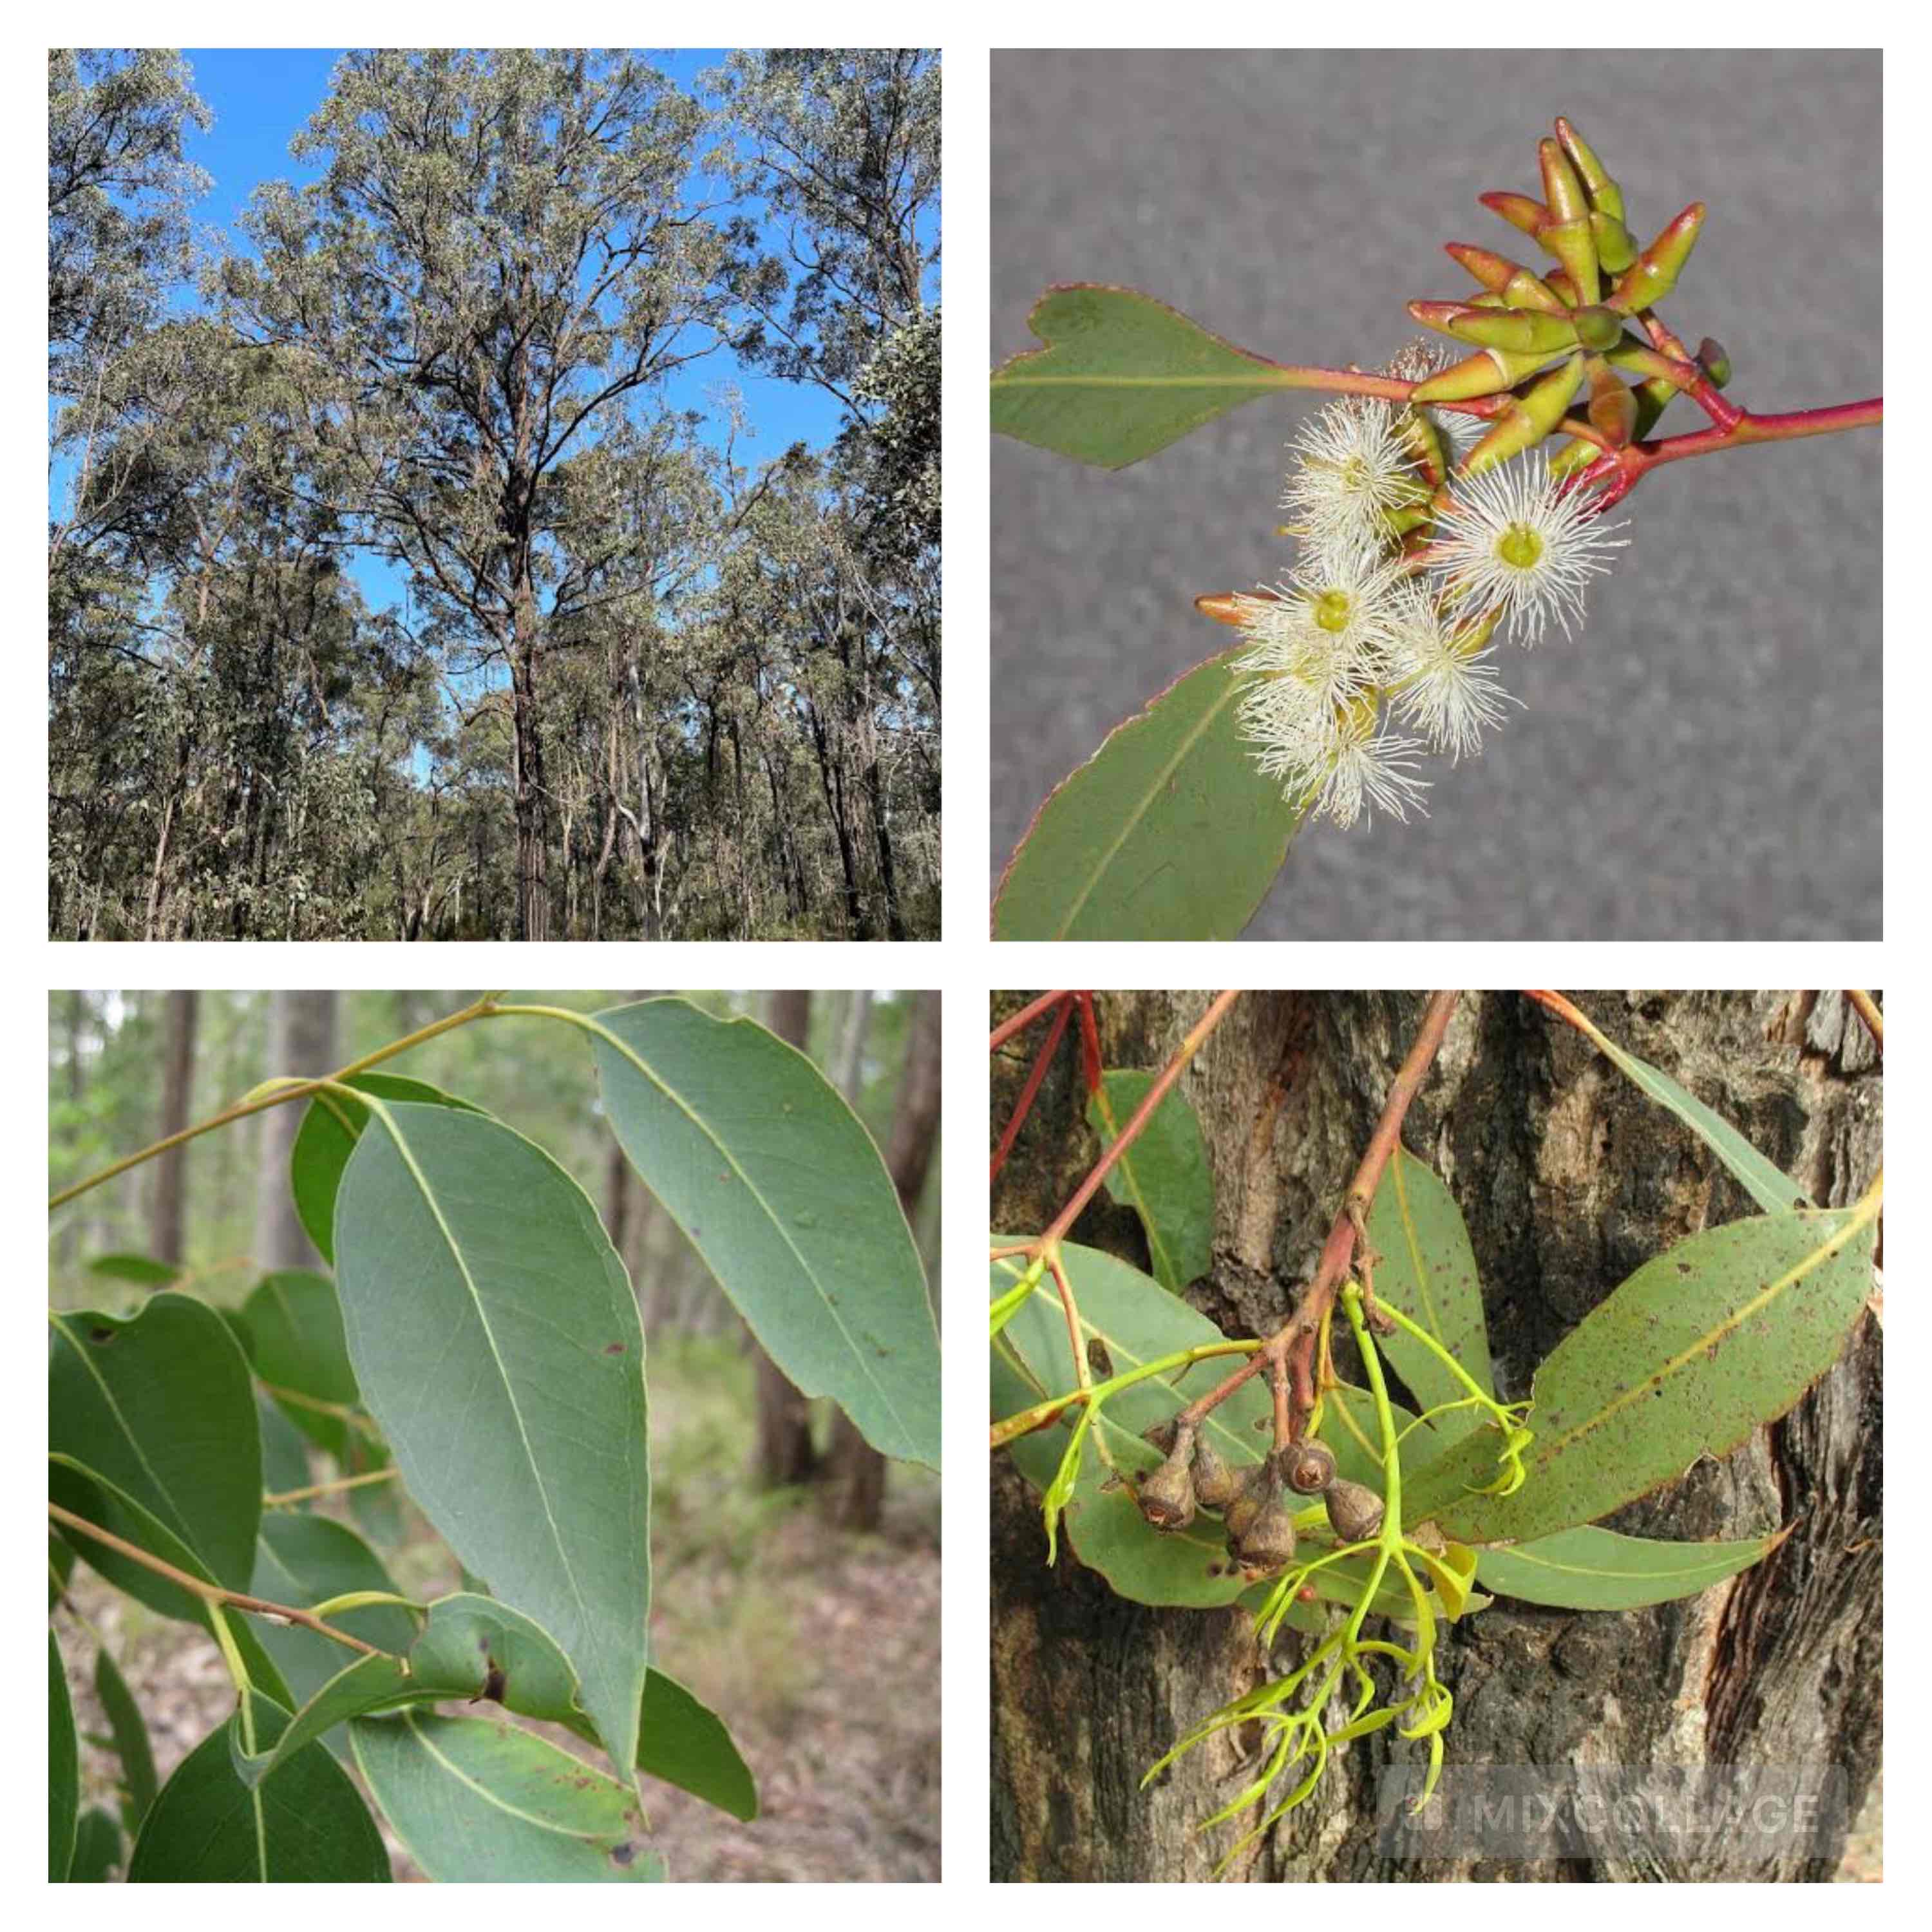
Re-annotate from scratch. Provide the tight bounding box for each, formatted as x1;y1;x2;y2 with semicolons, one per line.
88;1327;116;1344
1676;1261;1692;1275
611;1841;637;1866
604;1341;627;1354
477;1662;506;1703
1086;1338;1113;1377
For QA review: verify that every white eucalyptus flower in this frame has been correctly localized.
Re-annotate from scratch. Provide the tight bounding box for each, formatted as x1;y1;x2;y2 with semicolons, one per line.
1383;583;1519;762
1230;535;1405;710
1236;679;1430;831
1428;453;1629;645
1281;394;1425;553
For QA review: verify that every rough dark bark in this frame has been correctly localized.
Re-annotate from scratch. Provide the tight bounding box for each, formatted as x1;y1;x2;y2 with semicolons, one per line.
829;989;942;1529
252;991;338;1271
990;990;1882;1882
149;990;200;1267
754;989;820;1486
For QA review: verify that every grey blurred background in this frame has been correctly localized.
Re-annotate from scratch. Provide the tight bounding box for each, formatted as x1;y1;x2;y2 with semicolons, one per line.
990;50;1881;940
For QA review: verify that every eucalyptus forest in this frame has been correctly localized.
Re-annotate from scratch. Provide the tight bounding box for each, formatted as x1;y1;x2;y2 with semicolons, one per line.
48;49;940;941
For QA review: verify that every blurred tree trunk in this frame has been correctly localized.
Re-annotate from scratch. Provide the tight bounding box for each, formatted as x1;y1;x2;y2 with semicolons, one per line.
252;992;338;1271
829;989;942;1530
149;990;200;1267
753;989;819;1485
990;990;1882;1882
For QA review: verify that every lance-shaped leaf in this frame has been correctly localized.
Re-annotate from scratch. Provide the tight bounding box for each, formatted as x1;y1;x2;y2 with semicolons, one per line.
352;1711;663;1882
1442;1201;1878;1546
84;1252;179;1288
255;1392;313;1500
1366;1147;1495;1444
629;1669;758;1823
95;1643;159;1831
994;284;1307;468
289;1072;482;1264
1475;1524;1780;1611
128;1690;390;1882
49;1291;261;1587
333;1101;650;1774
1086;1070;1215;1292
590;999;938;1468
49;1455;295;1708
994;646;1304;941
992;1242;1417;1613
1541;1000;1811;1215
50;1633;78;1882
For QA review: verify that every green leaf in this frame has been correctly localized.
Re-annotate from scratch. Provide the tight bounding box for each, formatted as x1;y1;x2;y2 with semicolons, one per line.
992;647;1303;941
255;1392;313;1501
1086;1070;1215;1291
240;1271;363;1464
85;1252;180;1287
95;1643;159;1830
249;1515;418;1752
591;998;939;1468
992;284;1304;468
128;1690;390;1882
990;1242;1413;1610
1443;1201;1879;1546
1366;1147;1495;1443
49;1292;261;1587
1475;1525;1780;1611
50;1531;75;1608
68;1806;121;1882
1550;1005;1812;1216
334;1100;650;1774
290;1072;482;1264
50;1633;78;1882
351;1711;663;1882
633;1669;758;1822
49;1455;295;1709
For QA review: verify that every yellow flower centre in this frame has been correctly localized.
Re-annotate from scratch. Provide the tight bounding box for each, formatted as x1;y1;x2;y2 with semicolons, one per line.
1497;522;1544;571
1312;589;1354;634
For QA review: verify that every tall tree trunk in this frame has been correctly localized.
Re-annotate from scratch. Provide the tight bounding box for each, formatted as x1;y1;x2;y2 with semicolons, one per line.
990;990;1882;1881
149;990;200;1267
753;989;820;1485
829;988;941;1530
253;992;338;1270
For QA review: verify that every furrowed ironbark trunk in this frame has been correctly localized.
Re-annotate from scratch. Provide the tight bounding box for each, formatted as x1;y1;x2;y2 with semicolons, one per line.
990;990;1882;1882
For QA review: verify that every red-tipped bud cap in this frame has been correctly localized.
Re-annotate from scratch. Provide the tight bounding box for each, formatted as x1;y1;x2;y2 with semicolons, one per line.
1539;137;1589;225
1479;189;1548;238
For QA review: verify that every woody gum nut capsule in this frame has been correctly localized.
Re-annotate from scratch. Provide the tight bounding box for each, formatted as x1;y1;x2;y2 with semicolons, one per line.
1235;1498;1299;1574
1284;1439;1339;1495
1554;115;1625;222
1410;343;1554;404
1324;1479;1385;1543
1610;202;1705;313
1190;1434;1240;1509
1137;1450;1197;1531
1324;1479;1385;1544
1459;350;1583;478
1222;1464;1276;1546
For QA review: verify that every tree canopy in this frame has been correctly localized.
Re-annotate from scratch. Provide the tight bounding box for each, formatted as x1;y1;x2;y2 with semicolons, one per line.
49;48;940;941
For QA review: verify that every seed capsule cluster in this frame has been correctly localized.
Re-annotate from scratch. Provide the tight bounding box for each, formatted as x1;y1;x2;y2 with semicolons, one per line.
1132;1424;1387;1579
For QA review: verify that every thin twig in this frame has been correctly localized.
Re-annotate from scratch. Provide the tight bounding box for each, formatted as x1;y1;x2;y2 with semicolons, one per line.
48;1501;390;1659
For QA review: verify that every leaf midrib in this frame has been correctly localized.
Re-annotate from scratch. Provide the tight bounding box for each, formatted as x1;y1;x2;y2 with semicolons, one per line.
393;1709;625;1844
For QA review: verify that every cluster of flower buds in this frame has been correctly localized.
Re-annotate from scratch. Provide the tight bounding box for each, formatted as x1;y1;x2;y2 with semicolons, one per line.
1227;117;1723;826
1137;1424;1387;1577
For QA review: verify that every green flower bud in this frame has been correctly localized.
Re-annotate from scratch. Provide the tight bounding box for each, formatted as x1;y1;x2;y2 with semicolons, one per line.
1458;352;1584;478
1570;305;1623;352
1696;336;1732;388
1444;242;1565;311
1585;357;1638;447
1554;116;1625;222
1410;343;1555;404
1479;189;1549;238
1609;202;1705;313
1444;305;1581;355
1538;137;1590;226
1591;210;1637;274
